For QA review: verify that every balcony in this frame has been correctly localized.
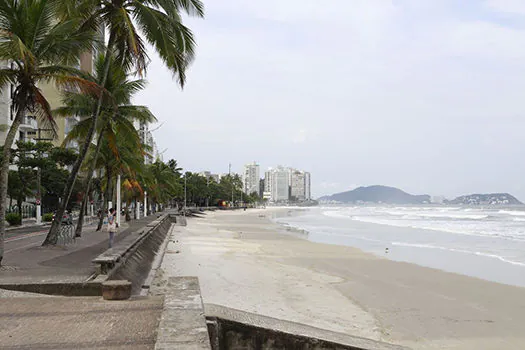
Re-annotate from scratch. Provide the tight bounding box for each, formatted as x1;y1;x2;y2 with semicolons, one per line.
19;115;38;131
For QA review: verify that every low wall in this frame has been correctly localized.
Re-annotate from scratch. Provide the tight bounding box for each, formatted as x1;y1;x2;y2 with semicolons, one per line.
94;213;177;295
0;281;101;296
205;305;409;350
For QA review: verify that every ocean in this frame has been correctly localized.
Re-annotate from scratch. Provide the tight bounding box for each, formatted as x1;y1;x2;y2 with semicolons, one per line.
272;206;525;287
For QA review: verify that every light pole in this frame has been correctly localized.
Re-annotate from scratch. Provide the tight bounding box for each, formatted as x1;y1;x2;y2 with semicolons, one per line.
144;190;147;217
116;174;121;226
205;176;209;208
184;174;187;216
35;167;41;224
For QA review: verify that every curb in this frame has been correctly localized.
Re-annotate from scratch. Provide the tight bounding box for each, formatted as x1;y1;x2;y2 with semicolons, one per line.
6;223;51;232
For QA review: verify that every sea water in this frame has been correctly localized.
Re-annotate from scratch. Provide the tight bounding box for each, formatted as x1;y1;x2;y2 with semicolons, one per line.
273;206;525;287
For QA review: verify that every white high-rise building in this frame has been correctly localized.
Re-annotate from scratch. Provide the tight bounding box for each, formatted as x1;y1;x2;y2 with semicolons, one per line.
290;170;306;201
264;169;273;196
243;162;260;196
271;167;290;202
263;166;312;203
0;61;38;169
134;121;159;164
304;172;311;200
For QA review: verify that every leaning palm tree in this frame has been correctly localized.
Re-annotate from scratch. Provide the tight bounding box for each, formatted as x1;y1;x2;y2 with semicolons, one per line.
0;0;98;265
45;0;205;245
54;53;156;236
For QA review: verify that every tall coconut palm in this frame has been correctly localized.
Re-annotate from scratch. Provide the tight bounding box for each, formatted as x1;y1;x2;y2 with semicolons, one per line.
147;160;183;212
87;126;146;230
45;0;204;244
53;53;155;236
0;0;99;265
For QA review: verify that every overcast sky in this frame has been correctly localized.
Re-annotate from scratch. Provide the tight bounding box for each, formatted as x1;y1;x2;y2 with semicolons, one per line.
134;0;525;200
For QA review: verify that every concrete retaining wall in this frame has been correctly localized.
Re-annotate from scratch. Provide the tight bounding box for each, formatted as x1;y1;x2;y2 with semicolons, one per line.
100;214;177;295
205;305;409;350
0;281;101;296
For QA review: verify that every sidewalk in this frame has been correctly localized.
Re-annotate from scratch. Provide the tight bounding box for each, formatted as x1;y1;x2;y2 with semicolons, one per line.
0;295;163;349
0;214;163;284
6;220;49;232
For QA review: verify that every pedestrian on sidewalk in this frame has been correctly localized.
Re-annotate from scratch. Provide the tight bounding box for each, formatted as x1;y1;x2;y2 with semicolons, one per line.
107;208;118;248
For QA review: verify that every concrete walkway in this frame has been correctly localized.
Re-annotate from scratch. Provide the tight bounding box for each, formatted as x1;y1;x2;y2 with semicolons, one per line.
0;214;163;284
0;296;163;349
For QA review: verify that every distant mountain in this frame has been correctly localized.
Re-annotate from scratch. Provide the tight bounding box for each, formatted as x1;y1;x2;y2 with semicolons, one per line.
319;185;431;204
445;193;523;205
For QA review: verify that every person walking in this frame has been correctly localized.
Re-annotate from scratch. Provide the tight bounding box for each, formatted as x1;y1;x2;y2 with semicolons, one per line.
107;208;118;248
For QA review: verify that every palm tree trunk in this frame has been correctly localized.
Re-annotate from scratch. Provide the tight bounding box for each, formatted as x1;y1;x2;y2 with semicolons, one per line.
75;194;88;237
43;35;116;246
0;104;26;266
97;168;112;231
74;127;105;237
17;199;22;218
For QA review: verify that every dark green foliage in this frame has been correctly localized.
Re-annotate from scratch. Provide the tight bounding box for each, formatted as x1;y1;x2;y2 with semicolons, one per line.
5;213;21;226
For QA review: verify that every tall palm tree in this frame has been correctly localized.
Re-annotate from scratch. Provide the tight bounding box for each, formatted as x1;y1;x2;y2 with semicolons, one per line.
53;53;156;236
0;0;98;265
88;126;147;230
147;160;183;212
45;0;204;245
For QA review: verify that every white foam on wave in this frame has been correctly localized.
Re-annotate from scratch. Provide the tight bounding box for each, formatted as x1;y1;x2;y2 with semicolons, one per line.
321;206;525;240
391;241;525;267
416;213;488;220
499;210;525;216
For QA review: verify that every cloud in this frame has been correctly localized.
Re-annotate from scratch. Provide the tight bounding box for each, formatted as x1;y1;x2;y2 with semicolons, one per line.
135;1;525;199
292;129;307;144
484;0;525;14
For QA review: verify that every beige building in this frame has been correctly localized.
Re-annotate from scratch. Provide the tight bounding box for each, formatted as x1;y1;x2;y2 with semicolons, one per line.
1;51;95;148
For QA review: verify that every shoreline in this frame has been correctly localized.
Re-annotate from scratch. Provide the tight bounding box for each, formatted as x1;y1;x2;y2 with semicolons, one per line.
273;207;525;288
160;208;525;349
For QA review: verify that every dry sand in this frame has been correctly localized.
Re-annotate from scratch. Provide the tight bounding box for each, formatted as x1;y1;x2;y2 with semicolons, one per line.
159;208;525;349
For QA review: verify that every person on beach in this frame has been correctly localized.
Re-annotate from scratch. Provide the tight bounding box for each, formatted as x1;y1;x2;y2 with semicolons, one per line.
107;208;118;248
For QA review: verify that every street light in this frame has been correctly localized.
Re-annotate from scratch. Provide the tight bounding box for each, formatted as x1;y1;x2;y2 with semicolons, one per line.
34;166;41;224
184;173;187;216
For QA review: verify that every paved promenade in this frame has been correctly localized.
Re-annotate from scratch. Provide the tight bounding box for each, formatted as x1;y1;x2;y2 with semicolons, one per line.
1;215;160;284
0;295;163;349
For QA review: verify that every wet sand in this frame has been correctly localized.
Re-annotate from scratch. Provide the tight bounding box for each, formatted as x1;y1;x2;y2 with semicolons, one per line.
159;208;525;349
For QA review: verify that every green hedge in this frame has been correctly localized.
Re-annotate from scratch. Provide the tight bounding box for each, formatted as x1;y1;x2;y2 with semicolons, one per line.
6;213;22;226
43;213;53;222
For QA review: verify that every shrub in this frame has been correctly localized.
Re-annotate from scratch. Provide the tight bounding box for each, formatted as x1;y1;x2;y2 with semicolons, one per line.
43;213;53;222
5;213;22;226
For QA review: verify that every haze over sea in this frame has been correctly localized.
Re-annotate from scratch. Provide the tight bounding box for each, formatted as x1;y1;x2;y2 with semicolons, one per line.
273;206;525;287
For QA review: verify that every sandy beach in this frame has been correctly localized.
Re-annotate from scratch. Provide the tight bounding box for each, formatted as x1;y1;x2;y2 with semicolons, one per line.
159;208;525;349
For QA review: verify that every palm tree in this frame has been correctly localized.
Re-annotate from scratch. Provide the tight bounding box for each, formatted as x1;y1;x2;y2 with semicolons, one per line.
0;0;98;265
45;0;204;244
147;160;183;212
53;53;156;236
87;129;146;231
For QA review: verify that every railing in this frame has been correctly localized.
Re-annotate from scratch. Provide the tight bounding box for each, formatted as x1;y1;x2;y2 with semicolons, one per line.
19;115;38;129
6;205;36;219
57;224;75;245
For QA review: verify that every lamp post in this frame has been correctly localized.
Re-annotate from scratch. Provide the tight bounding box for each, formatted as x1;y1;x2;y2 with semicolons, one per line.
144;191;147;217
184;174;187;216
205;176;209;208
116;175;121;226
35;167;41;224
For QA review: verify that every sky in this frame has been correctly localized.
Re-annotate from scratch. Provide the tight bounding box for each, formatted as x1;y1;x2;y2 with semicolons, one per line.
134;0;525;200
